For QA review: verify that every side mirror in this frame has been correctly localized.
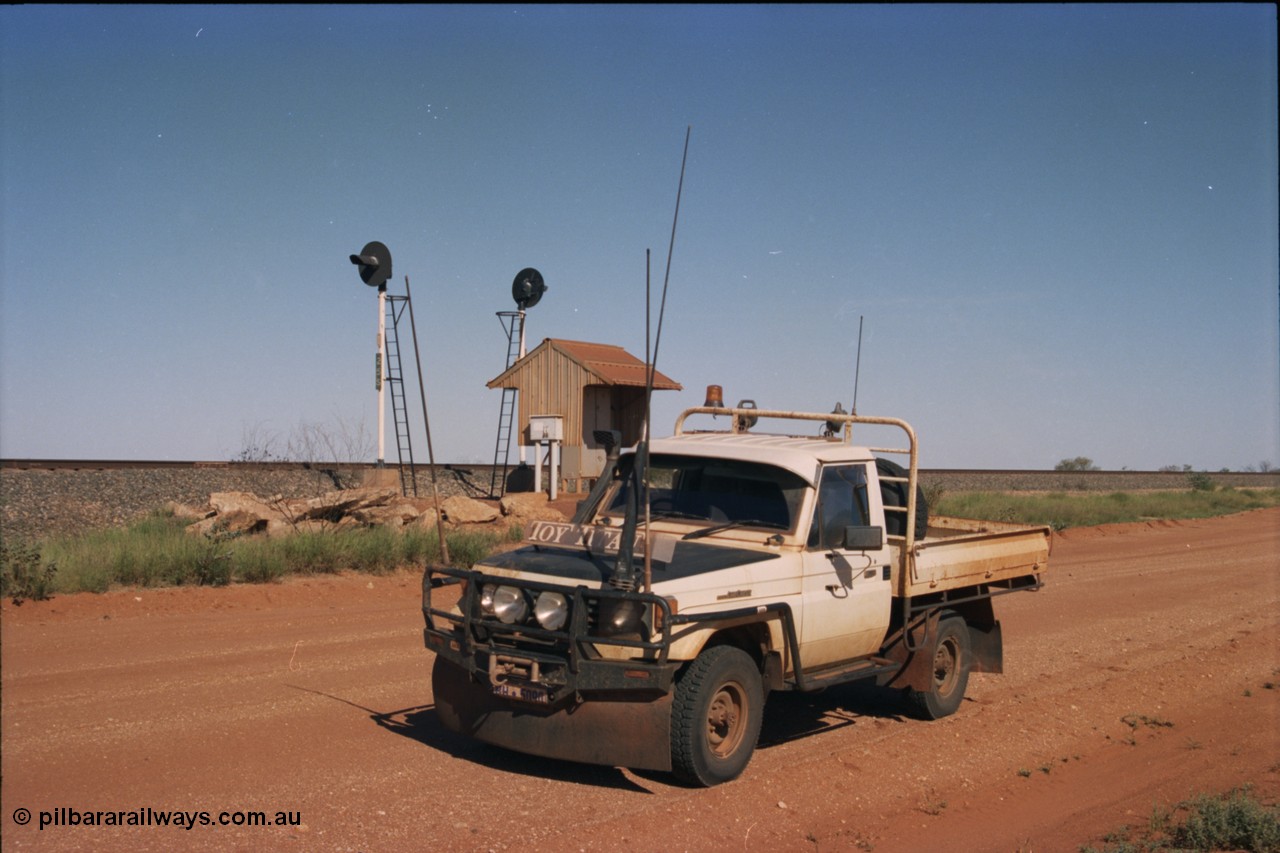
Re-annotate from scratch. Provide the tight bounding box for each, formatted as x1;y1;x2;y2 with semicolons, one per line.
843;525;884;550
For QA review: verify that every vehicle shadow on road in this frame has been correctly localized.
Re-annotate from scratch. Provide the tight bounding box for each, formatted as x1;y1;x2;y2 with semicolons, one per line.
625;682;915;788
286;684;655;793
758;680;910;749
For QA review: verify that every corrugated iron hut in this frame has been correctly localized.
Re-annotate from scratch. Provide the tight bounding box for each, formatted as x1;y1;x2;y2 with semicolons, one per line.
486;338;682;490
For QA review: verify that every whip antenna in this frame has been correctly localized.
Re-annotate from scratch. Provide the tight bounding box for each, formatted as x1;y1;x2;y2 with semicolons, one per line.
852;314;864;416
616;126;691;595
647;124;690;397
645;127;691;595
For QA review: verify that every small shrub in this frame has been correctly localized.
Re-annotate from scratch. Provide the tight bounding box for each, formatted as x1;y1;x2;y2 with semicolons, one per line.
1084;788;1280;853
193;544;234;586
0;541;57;603
191;519;244;586
1172;788;1280;852
921;482;947;510
1186;471;1216;492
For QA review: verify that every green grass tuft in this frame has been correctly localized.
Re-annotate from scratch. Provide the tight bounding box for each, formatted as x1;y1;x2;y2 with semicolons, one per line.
1082;787;1280;853
936;489;1280;531
0;540;58;603
1173;788;1280;852
16;487;1279;597
30;509;518;595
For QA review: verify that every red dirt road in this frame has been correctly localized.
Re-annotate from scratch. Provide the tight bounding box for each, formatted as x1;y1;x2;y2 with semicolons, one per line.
3;509;1277;852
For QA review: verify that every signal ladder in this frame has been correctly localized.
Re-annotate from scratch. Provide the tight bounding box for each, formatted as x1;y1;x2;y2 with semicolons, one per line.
489;311;525;498
383;294;417;497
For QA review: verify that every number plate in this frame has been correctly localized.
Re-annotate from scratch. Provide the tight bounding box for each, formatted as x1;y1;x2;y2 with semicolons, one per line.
492;681;551;704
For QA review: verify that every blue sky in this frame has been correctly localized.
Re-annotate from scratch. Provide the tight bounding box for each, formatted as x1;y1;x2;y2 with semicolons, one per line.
2;4;1276;470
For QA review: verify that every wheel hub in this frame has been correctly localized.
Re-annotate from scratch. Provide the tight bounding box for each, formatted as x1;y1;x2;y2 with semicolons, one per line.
706;685;745;755
933;638;958;692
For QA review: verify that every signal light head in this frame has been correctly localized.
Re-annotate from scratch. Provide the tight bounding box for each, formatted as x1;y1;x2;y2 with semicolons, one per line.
351;241;392;288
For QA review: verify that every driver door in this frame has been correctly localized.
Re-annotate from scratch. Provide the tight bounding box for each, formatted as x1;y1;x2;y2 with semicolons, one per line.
799;463;892;668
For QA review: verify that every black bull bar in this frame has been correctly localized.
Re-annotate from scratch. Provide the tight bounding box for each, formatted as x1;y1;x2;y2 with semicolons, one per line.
423;565;683;771
431;654;677;771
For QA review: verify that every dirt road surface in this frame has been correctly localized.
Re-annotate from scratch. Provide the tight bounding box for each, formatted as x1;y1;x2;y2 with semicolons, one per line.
3;509;1277;852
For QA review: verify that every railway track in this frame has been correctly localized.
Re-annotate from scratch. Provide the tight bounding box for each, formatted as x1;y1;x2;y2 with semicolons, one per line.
0;459;475;472
4;459;1276;545
3;458;1275;481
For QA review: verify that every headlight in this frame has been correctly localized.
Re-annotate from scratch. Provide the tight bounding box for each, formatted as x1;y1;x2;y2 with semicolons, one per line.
491;585;528;624
479;583;497;614
596;597;646;638
534;591;569;630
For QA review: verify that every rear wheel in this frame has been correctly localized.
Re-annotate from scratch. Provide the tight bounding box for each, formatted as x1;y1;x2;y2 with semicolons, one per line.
905;616;970;720
670;646;764;786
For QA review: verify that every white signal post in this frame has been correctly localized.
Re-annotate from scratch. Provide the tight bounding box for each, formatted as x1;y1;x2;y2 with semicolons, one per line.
518;308;526;467
376;284;387;467
349;241;393;468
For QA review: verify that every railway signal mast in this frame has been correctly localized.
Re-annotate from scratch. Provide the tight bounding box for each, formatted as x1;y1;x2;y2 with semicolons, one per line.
349;241;393;467
347;240;451;562
489;268;548;497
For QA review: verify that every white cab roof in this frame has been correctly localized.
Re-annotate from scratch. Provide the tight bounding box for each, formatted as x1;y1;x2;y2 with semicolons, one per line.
644;432;874;485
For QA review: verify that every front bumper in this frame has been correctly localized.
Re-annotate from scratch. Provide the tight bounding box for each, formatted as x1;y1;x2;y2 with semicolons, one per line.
424;565;680;771
431;655;675;772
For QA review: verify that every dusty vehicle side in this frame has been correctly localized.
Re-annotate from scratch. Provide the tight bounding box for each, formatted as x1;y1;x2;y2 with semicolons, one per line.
423;406;1050;785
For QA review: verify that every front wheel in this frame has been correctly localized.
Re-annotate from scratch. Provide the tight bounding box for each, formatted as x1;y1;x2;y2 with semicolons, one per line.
904;616;971;720
670;646;764;786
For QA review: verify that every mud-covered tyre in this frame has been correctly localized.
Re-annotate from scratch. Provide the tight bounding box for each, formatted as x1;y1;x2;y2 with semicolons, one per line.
670;646;764;787
905;616;971;720
875;458;929;537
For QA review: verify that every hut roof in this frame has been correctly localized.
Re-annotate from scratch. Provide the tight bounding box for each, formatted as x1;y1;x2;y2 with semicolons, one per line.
486;338;682;390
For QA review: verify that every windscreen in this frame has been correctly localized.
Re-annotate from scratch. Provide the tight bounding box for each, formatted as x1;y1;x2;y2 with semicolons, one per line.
604;453;809;532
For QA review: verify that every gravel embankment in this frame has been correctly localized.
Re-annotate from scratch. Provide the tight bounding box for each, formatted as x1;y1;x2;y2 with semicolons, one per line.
0;465;491;543
2;465;1275;544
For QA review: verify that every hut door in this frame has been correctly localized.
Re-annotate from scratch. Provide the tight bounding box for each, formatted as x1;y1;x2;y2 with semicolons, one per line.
580;386;611;474
582;386;612;438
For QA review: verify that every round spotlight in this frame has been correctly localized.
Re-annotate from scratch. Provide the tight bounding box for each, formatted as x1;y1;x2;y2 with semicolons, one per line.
491;585;529;625
534;591;569;631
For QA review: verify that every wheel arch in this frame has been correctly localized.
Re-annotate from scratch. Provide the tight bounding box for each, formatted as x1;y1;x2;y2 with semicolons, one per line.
703;623;770;666
668;617;776;671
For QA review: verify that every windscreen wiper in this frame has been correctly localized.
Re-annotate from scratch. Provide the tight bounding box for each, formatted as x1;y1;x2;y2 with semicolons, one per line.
649;509;708;521
681;519;788;541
